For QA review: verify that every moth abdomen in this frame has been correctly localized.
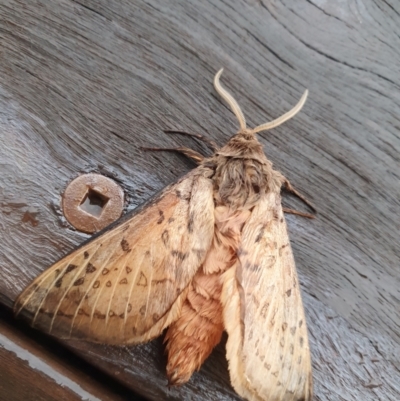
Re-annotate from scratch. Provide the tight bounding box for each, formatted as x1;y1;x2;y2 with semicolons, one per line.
164;271;225;386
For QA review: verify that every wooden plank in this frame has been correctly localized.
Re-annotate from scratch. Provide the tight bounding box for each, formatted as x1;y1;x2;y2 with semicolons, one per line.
0;346;85;401
0;310;143;401
0;0;399;400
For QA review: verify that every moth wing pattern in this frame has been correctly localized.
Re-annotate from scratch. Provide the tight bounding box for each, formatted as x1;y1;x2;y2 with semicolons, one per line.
222;192;313;401
15;167;215;345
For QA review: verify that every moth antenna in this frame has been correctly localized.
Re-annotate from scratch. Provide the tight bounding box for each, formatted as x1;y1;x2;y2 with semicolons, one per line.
252;89;308;134
214;69;247;131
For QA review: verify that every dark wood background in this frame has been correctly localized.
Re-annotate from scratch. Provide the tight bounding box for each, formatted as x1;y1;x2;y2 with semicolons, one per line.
1;0;399;400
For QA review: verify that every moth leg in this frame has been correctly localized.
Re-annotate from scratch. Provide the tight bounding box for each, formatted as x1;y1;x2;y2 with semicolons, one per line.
140;146;205;164
283;207;315;219
283;179;317;213
164;130;219;152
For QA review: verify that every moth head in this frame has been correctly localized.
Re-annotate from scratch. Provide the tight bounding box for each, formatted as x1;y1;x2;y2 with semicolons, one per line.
214;69;308;136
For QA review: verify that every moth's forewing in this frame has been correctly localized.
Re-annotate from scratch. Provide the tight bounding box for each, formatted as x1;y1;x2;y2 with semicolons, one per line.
15;167;215;345
222;192;313;401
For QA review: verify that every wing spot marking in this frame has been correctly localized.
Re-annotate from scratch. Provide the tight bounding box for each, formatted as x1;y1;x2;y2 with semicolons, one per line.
255;226;265;243
270;308;278;327
161;230;169;247
245;262;260;272
171;250;188;261
152;278;173;285
65;264;78;274
94;311;106;319
137;272;148;287
279;244;289;256
157;210;165;224
264;256;277;269
193;248;206;259
56;310;73;318
187;213;194;233
260;303;269;318
78;308;89;316
73;277;85;286
175;189;190;200
121;238;131;252
86;263;96;273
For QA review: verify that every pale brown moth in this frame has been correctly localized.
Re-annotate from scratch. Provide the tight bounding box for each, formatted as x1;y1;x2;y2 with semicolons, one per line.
15;69;314;401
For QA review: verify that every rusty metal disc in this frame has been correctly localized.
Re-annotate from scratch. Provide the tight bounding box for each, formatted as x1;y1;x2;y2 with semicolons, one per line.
62;173;124;234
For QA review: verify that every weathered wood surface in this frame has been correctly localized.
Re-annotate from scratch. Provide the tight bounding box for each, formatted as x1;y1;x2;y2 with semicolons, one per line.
0;308;141;401
0;0;399;400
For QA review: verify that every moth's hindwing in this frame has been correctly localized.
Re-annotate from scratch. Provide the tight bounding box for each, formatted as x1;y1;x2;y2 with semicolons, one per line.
15;167;215;345
222;192;313;401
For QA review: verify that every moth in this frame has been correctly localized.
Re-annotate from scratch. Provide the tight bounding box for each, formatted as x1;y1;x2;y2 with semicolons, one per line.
15;70;314;401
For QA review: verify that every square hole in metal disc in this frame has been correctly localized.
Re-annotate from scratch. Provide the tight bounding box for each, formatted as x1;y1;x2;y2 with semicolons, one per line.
79;188;109;217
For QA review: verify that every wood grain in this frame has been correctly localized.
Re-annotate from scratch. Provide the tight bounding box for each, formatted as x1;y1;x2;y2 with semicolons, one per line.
0;309;143;401
0;0;399;399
